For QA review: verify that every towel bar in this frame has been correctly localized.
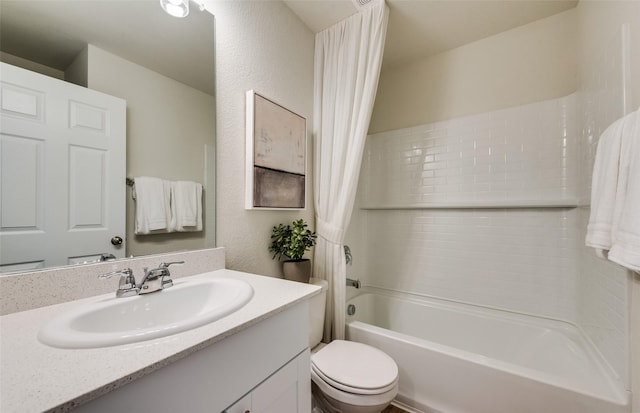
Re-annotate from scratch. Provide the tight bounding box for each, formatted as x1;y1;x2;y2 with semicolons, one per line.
126;177;204;191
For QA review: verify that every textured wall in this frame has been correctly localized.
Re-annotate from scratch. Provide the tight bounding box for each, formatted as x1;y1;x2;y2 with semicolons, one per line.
206;1;315;277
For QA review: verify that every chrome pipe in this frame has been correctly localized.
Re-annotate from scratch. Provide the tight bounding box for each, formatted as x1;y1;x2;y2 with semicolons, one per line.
346;278;361;289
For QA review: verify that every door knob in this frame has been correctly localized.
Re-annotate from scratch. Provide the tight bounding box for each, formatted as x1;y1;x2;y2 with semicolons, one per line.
111;236;123;246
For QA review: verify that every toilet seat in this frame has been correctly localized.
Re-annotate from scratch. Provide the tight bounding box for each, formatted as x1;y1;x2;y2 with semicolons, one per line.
311;340;399;395
311;368;399;409
311;364;398;395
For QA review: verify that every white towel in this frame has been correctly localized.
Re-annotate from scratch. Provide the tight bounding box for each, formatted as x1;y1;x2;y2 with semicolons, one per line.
608;109;640;271
585;116;627;250
170;181;203;232
586;108;640;271
132;177;172;234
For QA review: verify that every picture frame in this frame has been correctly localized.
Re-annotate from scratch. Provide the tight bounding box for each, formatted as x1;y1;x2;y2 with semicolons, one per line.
245;90;307;210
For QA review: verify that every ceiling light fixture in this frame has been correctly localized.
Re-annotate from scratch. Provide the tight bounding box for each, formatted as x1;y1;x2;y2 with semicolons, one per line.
160;0;189;18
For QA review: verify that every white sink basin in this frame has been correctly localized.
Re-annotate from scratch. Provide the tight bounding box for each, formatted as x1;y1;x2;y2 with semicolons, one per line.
38;277;254;349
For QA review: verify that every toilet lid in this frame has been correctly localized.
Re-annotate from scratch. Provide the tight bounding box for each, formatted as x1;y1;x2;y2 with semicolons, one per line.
311;340;398;394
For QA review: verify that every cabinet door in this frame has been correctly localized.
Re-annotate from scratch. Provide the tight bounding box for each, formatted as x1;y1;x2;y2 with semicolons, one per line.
252;355;300;413
223;393;251;413
224;350;311;413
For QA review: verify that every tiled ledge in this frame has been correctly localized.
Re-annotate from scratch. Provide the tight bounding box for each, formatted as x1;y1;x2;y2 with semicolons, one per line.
0;247;225;315
361;199;580;210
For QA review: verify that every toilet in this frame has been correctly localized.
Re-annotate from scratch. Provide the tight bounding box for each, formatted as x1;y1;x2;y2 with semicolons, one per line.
308;278;399;413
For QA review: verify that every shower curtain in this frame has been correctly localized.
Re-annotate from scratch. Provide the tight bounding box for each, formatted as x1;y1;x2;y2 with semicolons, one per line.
313;0;388;341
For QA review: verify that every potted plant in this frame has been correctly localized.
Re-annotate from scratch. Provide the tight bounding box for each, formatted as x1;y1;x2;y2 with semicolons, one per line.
269;219;317;283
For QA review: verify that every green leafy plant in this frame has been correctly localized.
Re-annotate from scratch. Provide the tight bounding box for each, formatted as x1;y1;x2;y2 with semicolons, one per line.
269;219;317;261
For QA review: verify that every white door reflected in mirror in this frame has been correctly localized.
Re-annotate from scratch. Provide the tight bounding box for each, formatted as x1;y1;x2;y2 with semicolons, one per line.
0;62;126;272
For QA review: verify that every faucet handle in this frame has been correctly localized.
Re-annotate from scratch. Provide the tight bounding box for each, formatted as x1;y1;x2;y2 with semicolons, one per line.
99;268;139;298
157;261;183;289
159;261;184;268
99;268;133;279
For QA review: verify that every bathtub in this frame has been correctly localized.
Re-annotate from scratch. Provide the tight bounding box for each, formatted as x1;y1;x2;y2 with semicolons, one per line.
345;288;629;413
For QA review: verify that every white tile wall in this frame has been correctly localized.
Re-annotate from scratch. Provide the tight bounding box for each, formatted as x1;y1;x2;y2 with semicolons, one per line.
578;25;629;203
356;95;580;321
362;208;579;320
362;95;578;207
577;210;629;384
577;25;631;387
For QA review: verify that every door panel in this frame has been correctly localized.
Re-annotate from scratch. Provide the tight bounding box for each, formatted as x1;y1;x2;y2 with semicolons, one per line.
0;83;44;122
69;145;106;228
0;134;43;230
69;100;110;134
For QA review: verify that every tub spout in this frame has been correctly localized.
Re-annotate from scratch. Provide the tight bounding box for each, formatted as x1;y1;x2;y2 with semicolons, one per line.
346;278;361;289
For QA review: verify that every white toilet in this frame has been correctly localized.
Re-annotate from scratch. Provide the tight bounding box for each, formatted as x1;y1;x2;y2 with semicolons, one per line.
308;278;399;413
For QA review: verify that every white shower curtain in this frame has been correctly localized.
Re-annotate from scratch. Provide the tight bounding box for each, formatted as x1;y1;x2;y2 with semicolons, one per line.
313;1;389;341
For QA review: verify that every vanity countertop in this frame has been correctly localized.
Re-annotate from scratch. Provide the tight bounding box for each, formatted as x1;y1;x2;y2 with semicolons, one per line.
0;269;320;413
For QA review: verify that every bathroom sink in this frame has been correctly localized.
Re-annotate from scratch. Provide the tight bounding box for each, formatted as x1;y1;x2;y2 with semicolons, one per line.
38;278;254;349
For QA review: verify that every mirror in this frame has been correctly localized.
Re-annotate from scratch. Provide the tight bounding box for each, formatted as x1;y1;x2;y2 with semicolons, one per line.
0;1;216;273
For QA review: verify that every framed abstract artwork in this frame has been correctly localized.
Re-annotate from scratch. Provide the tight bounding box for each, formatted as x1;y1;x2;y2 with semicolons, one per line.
245;90;306;209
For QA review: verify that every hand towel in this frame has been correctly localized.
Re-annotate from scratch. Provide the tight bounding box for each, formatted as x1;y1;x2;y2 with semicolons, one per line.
170;181;203;232
132;177;172;234
586;107;640;271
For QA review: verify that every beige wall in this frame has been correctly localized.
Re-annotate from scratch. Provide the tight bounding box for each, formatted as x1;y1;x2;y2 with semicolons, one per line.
577;0;640;110
64;46;88;87
369;8;578;133
206;0;315;277
0;52;64;80
576;3;640;410
84;45;216;257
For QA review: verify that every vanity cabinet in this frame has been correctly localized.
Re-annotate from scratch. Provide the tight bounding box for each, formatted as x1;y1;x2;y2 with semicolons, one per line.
75;302;311;413
224;350;310;413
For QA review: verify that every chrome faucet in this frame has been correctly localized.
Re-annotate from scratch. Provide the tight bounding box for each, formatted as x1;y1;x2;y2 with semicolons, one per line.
138;261;184;295
99;261;184;297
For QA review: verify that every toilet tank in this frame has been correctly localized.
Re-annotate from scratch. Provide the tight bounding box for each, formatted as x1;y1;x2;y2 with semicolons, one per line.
309;277;328;348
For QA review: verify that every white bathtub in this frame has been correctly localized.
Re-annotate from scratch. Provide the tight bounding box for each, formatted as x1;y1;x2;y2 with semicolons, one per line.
345;288;629;413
